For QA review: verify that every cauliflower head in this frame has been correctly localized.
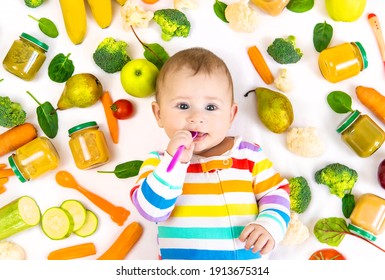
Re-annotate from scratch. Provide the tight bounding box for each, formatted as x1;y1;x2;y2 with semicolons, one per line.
225;0;259;33
286;127;325;157
121;0;154;30
274;68;293;93
174;0;198;10
281;212;309;246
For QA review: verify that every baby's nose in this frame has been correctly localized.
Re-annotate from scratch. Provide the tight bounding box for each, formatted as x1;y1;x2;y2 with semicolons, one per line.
188;111;205;124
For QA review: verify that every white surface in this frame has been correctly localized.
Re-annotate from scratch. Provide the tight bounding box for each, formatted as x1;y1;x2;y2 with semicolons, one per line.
0;0;385;261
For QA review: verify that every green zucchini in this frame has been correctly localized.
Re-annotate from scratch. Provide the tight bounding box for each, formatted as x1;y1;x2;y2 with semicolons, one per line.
60;200;86;231
0;196;41;240
74;209;98;237
41;207;74;240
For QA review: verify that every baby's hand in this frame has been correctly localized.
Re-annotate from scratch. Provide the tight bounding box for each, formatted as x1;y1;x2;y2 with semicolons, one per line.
167;130;195;163
239;224;275;255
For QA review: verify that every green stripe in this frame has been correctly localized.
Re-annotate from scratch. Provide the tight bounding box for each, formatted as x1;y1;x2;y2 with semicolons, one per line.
158;226;245;239
257;212;285;233
153;171;182;190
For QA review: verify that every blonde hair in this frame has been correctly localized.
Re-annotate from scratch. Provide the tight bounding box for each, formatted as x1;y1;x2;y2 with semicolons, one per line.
155;47;234;101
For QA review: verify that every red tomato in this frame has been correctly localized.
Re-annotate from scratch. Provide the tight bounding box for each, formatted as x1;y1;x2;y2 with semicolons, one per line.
110;99;134;120
309;248;346;260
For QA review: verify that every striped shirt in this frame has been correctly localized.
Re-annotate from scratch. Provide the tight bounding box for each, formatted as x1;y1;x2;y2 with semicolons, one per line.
131;136;290;260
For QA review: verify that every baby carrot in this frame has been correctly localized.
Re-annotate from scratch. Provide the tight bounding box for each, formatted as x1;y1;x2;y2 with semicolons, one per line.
0;185;6;194
47;242;97;260
0;123;37;156
0;167;14;179
247;45;274;85
356;85;385;124
101;91;119;144
97;221;143;260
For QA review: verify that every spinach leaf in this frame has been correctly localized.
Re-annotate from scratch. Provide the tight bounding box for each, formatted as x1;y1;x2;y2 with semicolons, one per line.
26;91;59;139
131;27;169;70
327;91;354;113
287;0;314;13
98;160;143;179
342;193;355;218
48;53;75;83
313;21;333;52
313;217;349;246
28;15;59;38
214;0;228;23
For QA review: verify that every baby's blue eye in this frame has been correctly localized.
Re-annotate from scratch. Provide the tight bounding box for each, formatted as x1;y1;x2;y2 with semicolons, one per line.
206;104;217;111
178;103;189;110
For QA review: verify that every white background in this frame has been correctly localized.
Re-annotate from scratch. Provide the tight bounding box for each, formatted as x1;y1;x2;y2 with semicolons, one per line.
1;0;385;262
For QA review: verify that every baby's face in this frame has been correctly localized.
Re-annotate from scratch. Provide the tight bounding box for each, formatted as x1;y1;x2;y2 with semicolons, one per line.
152;68;238;156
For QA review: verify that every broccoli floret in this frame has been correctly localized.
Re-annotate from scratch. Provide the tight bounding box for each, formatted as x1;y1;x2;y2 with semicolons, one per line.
0;96;27;128
93;37;131;73
24;0;44;8
153;9;191;41
288;176;312;214
267;35;303;64
315;163;358;198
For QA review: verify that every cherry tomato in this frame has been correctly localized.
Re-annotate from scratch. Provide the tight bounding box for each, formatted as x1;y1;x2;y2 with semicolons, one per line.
309;248;346;260
110;99;134;120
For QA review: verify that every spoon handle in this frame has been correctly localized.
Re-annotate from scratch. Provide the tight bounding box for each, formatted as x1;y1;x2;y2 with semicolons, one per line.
167;145;185;172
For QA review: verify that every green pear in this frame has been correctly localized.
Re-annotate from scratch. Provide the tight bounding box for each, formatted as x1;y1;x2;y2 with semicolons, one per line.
57;73;103;110
245;87;294;133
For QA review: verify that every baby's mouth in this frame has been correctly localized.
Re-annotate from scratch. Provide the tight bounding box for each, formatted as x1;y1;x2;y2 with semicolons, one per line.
191;132;207;141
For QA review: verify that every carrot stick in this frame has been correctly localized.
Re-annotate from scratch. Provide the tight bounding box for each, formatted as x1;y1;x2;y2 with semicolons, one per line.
0;123;37;156
0;168;14;178
0;185;6;194
247;45;275;85
97;221;143;260
101;91;119;144
47;242;97;260
356;85;385;124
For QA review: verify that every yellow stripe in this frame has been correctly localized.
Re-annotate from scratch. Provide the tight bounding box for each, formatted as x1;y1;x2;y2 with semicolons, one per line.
171;204;258;217
252;158;272;177
254;173;284;193
143;157;160;167
183;180;253;195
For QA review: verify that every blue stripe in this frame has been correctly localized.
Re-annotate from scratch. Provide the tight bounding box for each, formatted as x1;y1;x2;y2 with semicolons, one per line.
153;171;182;190
160;248;261;260
158;226;245;239
260;208;291;227
141;178;178;209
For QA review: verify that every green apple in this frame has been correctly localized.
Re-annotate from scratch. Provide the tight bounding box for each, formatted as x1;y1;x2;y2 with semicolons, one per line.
120;59;159;98
325;0;366;22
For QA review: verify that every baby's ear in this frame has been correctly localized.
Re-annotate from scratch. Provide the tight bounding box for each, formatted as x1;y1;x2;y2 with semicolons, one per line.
151;101;163;128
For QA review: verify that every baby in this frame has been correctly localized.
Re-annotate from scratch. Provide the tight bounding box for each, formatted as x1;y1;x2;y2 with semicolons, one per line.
131;47;290;260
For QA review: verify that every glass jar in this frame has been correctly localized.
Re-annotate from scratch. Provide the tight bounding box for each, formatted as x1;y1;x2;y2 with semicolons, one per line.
8;137;60;182
3;33;48;81
68;121;110;169
318;42;368;83
348;193;385;242
251;0;289;16
337;110;385;157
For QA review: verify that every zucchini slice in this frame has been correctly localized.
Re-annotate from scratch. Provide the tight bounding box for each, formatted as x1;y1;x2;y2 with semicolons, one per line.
60;200;86;231
0;196;41;240
41;207;74;240
74;209;98;237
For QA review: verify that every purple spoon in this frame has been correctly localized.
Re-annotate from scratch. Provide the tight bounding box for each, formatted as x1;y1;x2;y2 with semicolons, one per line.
167;131;198;172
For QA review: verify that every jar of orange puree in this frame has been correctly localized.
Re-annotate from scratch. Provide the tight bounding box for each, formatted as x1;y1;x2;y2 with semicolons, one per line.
348;193;385;242
318;42;368;83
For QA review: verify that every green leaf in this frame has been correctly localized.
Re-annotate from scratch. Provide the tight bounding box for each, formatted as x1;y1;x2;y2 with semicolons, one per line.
287;0;314;13
342;193;355;218
48;53;75;83
143;43;169;70
28;15;59;38
313;21;333;52
327;91;354;113
98;160;143;179
26;91;59;139
214;0;228;23
313;217;349;246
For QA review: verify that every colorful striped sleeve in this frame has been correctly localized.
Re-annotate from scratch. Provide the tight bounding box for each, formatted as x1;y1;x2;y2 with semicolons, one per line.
249;146;291;244
131;151;189;222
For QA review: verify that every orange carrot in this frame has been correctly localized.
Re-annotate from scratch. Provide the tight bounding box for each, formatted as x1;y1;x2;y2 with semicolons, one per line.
247;45;275;85
101;91;119;144
0;166;14;179
0;185;6;194
356;85;385;124
97;221;143;260
47;242;97;260
0;123;37;156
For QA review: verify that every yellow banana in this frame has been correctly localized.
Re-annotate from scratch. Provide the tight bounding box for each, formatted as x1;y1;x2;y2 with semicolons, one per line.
87;0;112;29
114;0;127;5
59;0;87;45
